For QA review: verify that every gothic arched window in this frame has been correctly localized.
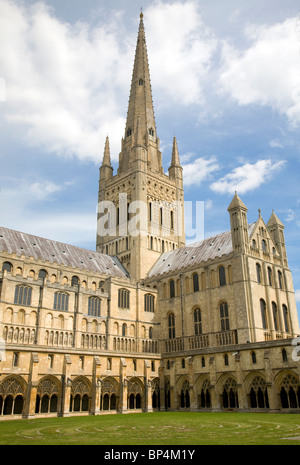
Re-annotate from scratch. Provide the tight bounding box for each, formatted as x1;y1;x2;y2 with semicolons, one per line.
220;302;229;331
88;297;101;317
168;312;175;339
282;304;289;333
14;285;32;306
278;271;283;290
169;279;175;298
192;273;199;292
144;294;155;313
54;292;69;311
194;307;202;335
256;263;262;284
118;289;130;309
268;267;273;286
219;266;226;286
272;301;279;331
260;299;267;329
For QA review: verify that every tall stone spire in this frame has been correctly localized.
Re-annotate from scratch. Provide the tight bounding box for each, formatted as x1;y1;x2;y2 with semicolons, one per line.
125;12;156;144
97;12;185;278
118;12;162;174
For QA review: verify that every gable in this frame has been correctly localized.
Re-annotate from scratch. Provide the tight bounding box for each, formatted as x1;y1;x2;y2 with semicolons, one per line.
248;217;279;255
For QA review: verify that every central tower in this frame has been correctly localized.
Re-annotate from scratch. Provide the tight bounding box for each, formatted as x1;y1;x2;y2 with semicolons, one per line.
97;13;185;280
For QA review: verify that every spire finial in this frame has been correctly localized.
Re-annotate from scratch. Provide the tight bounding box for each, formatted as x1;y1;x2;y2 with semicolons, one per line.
171;136;181;167
140;7;143;19
102;135;111;166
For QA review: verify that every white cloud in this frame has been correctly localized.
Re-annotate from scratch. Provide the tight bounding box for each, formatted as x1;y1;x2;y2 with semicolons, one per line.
284;208;296;222
0;0;219;163
269;140;283;149
295;290;300;303
0;0;130;162
219;17;300;125
204;199;213;210
0;177;95;245
210;159;286;195
29;181;63;200
182;156;219;187
145;0;217;106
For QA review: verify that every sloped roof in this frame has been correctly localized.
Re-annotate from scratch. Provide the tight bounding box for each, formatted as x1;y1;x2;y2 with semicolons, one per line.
147;224;256;278
227;192;248;211
0;226;128;278
267;211;284;227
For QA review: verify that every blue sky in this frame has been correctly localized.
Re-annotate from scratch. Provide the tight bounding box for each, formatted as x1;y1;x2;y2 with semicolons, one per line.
0;0;300;320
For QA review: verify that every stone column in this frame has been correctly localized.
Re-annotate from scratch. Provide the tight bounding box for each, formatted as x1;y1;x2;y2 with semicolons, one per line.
144;360;153;412
169;360;177;410
120;357;128;413
25;352;39;418
92;356;102;415
61;354;72;417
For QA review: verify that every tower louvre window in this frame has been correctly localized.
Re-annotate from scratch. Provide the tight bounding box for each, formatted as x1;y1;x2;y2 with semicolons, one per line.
139;79;144;86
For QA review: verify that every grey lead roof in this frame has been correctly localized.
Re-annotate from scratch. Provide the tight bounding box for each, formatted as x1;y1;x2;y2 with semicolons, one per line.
0;226;128;278
147;223;256;278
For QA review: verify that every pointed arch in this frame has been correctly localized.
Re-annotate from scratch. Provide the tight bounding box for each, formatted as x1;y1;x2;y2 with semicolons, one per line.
69;376;92;413
0;375;27;416
35;375;61;414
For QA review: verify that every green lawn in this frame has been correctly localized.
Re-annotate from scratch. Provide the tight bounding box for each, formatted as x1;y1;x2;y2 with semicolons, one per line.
0;411;300;445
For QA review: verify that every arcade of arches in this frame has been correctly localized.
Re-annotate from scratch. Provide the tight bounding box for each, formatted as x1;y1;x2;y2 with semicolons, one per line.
0;370;299;417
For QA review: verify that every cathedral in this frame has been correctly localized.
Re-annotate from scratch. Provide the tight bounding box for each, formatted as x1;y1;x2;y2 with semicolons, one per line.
0;13;299;418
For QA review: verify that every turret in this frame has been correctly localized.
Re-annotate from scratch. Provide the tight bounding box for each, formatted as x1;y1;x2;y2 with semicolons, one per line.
99;136;113;183
168;137;183;187
227;192;249;253
267;210;288;266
